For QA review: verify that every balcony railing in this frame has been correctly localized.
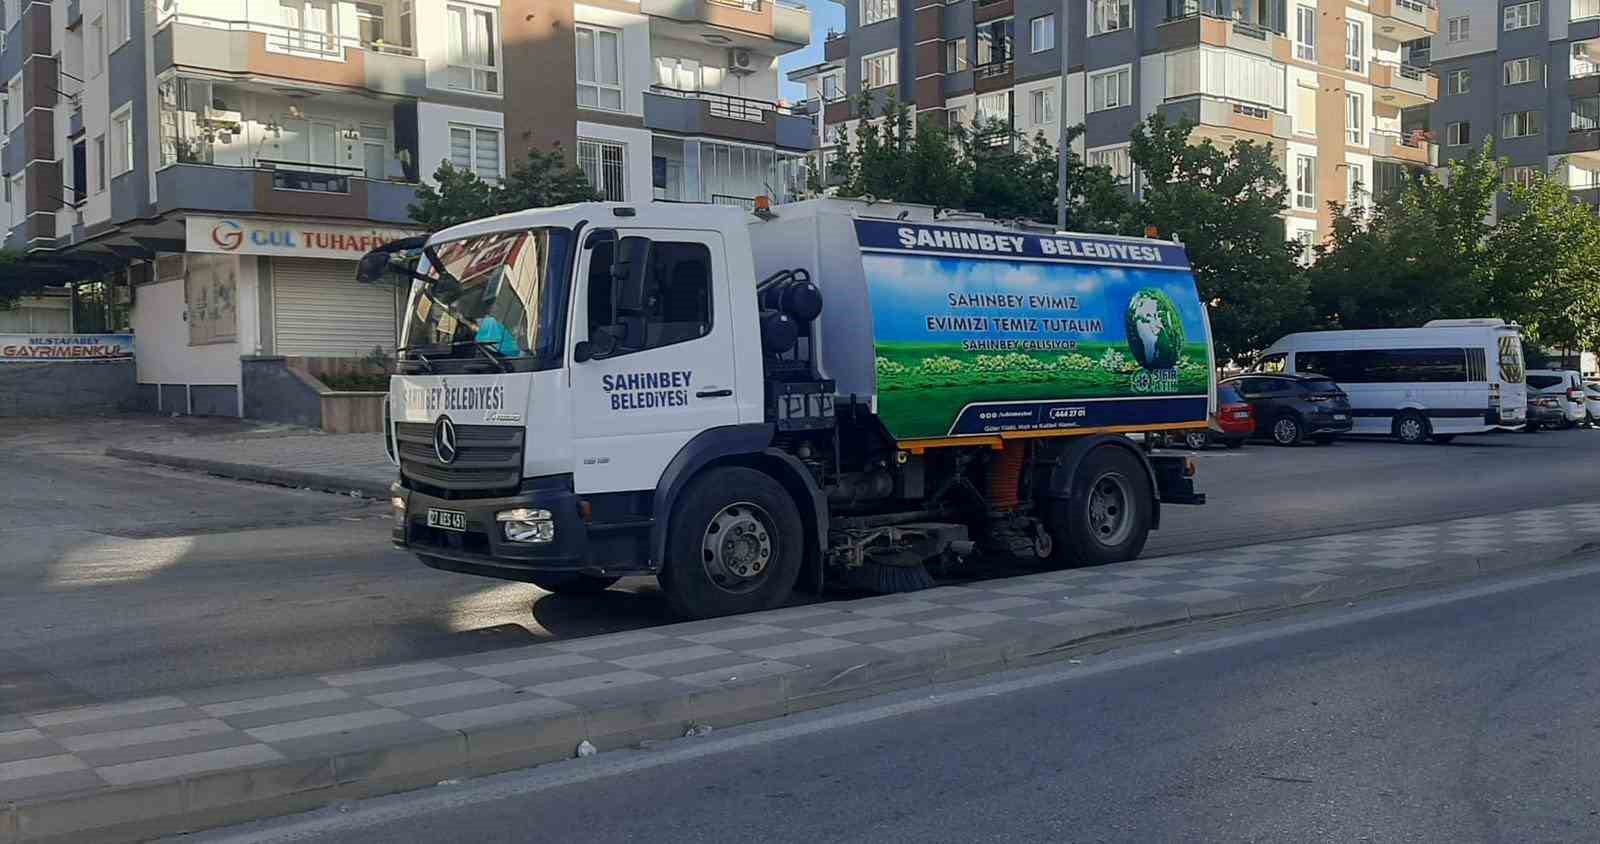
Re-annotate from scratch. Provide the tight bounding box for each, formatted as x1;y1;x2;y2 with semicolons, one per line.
1574;97;1600;133
706;0;761;10
1164;0;1287;32
1396;0;1432;13
975;61;1013;80
259;159;369;194
650;86;792;122
162;13;417;59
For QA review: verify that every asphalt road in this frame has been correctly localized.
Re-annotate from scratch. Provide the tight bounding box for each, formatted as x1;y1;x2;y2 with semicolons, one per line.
8;422;1600;713
189;562;1600;844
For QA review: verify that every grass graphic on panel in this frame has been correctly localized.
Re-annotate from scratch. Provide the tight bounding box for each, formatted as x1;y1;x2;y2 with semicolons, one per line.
864;254;1210;439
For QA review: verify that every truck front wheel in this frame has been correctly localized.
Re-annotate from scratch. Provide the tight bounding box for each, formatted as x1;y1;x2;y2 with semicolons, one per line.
1044;447;1153;568
660;466;804;619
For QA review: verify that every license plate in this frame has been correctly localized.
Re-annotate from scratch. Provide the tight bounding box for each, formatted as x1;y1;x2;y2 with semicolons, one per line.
427;508;467;532
1333;414;1347;421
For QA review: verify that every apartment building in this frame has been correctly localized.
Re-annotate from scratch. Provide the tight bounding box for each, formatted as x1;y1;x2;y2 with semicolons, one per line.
812;0;1440;256
0;0;812;418
1425;0;1600;209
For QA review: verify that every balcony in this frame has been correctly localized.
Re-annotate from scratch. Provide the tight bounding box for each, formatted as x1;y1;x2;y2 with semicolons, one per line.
1572;99;1600;164
644;87;814;151
1372;62;1438;108
155;162;417;223
153;15;425;98
975;0;1014;23
824;30;849;62
1370;0;1436;44
640;0;810;49
974;61;1014;94
1371;129;1436;166
1159;96;1291;146
1159;4;1290;62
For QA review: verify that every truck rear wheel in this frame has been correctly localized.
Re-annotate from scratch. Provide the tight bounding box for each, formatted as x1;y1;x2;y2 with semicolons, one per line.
1045;447;1153;568
659;466;803;620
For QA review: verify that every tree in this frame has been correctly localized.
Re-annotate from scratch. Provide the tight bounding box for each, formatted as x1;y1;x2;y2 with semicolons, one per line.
1486;168;1600;356
1127;114;1305;364
1307;141;1501;330
408;147;600;231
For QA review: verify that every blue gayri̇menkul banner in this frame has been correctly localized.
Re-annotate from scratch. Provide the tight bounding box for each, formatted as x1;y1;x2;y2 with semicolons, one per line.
0;334;135;362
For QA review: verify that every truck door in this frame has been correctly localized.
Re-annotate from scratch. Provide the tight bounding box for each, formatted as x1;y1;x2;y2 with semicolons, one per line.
569;229;739;495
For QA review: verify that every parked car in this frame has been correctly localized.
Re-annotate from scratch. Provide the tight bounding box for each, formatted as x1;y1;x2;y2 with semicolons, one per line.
1176;383;1255;450
1526;392;1566;431
1219;373;1353;446
1525;369;1585;428
1584;382;1600;425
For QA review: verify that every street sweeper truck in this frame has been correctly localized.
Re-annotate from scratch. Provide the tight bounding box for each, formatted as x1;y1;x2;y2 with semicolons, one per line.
360;198;1213;619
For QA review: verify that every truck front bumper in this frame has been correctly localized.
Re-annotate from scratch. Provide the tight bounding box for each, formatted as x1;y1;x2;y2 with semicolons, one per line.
392;477;649;581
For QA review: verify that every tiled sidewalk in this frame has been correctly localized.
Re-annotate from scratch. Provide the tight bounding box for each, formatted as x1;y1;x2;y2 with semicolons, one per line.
5;500;1600;841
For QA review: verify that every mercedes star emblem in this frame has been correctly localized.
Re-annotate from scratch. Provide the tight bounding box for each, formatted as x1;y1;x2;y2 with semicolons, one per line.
433;416;459;464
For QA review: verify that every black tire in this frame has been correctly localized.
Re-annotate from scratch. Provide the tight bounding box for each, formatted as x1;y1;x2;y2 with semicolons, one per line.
1522;422;1541;433
1430;434;1456;445
527;573;620;595
1044;446;1153;568
1270;414;1304;446
658;466;804;620
1223;438;1245;449
1394;411;1430;444
1183;430;1210;451
1312;435;1337;445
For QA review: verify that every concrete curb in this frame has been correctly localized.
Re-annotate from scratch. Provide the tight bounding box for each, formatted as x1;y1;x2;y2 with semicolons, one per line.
105;447;391;499
5;535;1596;844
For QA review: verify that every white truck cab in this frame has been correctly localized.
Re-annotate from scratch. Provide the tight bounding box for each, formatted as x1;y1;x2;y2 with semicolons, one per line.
366;199;1212;619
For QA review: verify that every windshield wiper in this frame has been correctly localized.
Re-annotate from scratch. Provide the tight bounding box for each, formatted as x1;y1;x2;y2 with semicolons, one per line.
455;340;508;373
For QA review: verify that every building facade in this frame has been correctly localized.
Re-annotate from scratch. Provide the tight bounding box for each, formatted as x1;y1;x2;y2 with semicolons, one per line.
0;0;813;418
1425;0;1600;209
811;0;1440;257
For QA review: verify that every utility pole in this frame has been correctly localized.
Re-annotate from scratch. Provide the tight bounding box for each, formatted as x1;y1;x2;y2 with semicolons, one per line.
1055;0;1069;232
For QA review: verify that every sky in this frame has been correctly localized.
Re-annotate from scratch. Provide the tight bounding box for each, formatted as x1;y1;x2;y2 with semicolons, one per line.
778;0;845;102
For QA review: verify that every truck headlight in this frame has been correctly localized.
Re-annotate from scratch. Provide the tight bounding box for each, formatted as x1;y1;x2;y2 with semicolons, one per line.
498;508;555;544
390;495;406;523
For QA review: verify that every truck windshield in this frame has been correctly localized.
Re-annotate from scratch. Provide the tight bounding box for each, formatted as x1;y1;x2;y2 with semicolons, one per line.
400;227;573;371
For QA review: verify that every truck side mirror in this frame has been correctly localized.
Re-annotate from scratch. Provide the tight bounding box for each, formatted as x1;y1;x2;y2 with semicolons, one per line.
574;327;618;363
611;236;652;315
356;250;393;283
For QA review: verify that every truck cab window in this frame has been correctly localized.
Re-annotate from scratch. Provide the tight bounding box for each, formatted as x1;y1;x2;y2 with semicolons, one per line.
591;240;713;354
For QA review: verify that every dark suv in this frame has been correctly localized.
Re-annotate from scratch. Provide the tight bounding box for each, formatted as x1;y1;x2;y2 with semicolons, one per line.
1219;374;1354;446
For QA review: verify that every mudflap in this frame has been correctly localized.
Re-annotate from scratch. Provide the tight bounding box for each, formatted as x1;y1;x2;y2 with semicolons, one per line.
1149;454;1205;505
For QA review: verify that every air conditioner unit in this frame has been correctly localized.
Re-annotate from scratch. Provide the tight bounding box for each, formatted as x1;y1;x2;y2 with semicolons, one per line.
727;48;755;75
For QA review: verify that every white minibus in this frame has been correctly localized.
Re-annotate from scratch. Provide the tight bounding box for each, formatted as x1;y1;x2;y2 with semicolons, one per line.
1258;319;1527;444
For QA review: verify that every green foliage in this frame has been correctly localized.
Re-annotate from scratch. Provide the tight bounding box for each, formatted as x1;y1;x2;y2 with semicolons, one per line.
1486;166;1600;354
0;249;28;309
1128;115;1305;365
1308;141;1500;330
408;148;600;231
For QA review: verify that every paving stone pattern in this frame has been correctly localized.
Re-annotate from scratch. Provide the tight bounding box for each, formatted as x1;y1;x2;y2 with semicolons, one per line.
5;500;1600;814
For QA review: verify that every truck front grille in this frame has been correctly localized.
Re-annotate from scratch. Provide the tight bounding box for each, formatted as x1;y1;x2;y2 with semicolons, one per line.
395;422;523;497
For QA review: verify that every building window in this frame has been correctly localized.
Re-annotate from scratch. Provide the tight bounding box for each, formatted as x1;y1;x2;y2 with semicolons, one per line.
1293;229;1315;265
1088;66;1132;112
578;138;627;201
1294;83;1316;136
1501;110;1542;138
1294;6;1315;62
1091;0;1132;36
1503;57;1542;86
1505;165;1538;189
111;108;133;176
447;3;500;94
361;124;390;179
575;25;622;109
94;135;106;192
1446;69;1471;95
1;78;14;133
976;18;1013;66
976;91;1011;125
449;124;502;181
9;173;23;228
108;0;128;47
1347;163;1365;206
1088;146;1133;184
861;0;896;26
1503;2;1540;30
1446;16;1469;43
1030;88;1055;124
1294;154;1316;210
947;104;969;126
1446;121;1470;146
1346;92;1363;145
945;38;968;73
863;50;897;88
1344;21;1362;73
356;2;387;47
1031;14;1055;52
87;17;104;76
820;72;844;102
1576;98;1600;132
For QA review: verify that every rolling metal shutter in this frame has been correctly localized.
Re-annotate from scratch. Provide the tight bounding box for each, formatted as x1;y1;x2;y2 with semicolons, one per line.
271;257;398;357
